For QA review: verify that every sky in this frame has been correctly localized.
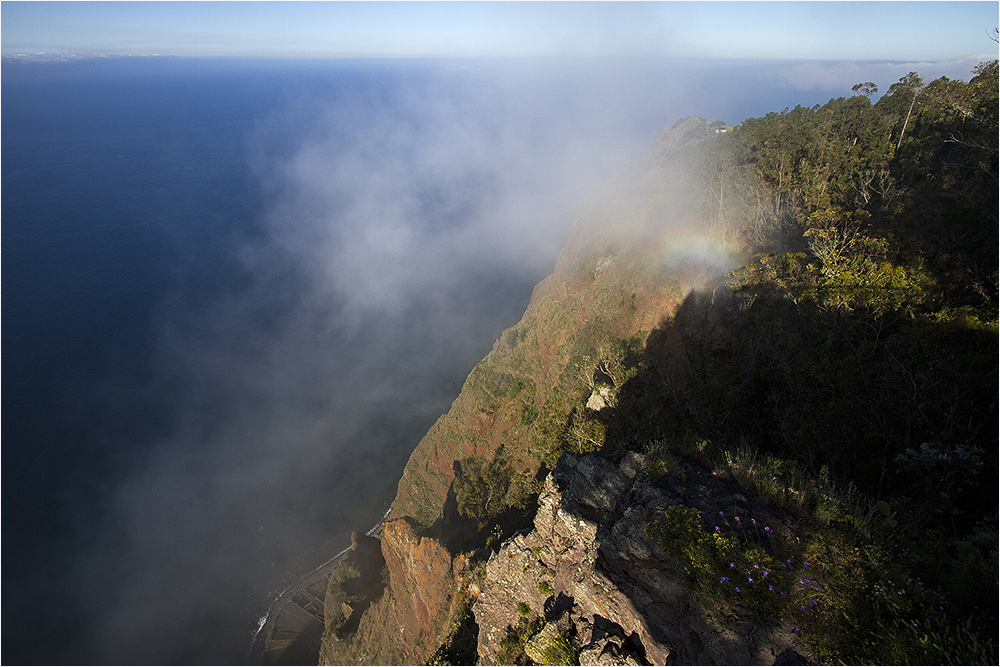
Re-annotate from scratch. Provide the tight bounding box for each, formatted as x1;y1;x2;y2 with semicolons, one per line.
2;1;998;61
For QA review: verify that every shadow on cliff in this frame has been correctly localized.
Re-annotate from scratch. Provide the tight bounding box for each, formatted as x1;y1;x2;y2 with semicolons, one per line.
599;283;998;509
336;534;388;636
316;532;388;663
564;280;996;662
432;470;545;556
593;287;746;460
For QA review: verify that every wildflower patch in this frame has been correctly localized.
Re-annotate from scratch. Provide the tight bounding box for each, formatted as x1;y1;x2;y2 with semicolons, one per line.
645;505;818;628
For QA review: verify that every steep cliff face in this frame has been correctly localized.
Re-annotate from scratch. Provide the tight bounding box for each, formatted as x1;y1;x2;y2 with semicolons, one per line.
390;117;727;527
319;519;470;666
380;518;468;657
473;452;809;665
316;118;731;666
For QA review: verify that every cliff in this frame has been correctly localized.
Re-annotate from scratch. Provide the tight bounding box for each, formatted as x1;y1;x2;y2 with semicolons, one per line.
389;116;723;529
311;519;477;666
316;63;999;666
317;117;728;666
317;447;816;665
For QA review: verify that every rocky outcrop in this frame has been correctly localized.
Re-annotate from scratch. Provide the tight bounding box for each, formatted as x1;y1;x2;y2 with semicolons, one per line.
318;520;470;666
586;384;616;411
381;517;468;652
472;452;811;665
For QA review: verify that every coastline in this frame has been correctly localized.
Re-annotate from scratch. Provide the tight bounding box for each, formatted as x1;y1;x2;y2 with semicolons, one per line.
245;509;390;665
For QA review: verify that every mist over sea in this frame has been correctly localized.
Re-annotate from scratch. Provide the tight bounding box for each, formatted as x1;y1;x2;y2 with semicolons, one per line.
3;55;984;664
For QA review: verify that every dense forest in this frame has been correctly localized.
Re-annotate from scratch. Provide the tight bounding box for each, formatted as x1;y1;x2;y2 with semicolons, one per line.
314;62;997;666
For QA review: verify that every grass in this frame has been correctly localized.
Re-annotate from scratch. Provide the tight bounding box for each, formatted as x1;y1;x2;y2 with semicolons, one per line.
645;504;809;628
531;632;577;666
497;615;545;666
643;438;684;479
717;447;814;515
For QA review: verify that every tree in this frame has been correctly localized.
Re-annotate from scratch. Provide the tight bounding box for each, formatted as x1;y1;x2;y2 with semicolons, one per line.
887;72;924;149
852;81;878;98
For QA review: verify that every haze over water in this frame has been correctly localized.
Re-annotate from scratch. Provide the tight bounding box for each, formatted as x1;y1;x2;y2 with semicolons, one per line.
2;55;986;664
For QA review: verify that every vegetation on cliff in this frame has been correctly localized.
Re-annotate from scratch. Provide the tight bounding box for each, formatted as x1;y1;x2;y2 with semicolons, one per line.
613;62;997;664
324;61;998;665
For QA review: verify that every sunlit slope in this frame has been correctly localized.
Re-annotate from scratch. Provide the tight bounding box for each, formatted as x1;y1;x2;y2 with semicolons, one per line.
389;117;736;527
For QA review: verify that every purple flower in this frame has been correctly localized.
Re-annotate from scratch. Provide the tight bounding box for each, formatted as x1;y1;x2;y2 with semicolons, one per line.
754;563;760;569
804;578;812;585
715;526;720;532
809;599;817;606
764;526;772;533
751;518;757;525
748;577;754;583
720;576;730;583
780;592;787;598
797;579;805;585
719;511;724;516
794;626;802;633
730;562;736;569
735;516;740;522
768;585;774;592
803;561;810;567
800;605;807;612
735;587;742;593
763;570;769;577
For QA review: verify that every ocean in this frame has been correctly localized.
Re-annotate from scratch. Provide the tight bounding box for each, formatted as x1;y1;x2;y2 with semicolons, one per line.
1;56;646;665
3;55;983;664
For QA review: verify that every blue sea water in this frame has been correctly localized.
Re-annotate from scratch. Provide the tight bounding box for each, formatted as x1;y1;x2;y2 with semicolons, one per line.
2;56;646;665
5;55;985;665
4;59;267;664
2;58;478;664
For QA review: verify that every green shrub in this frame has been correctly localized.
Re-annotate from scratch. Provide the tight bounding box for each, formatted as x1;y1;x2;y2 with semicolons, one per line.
497;615;544;666
536;633;577;666
644;439;684;479
717;447;815;515
454;451;535;530
567;411;605;454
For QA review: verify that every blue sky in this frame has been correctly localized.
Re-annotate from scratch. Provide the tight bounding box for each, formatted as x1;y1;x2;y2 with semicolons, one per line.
2;1;997;60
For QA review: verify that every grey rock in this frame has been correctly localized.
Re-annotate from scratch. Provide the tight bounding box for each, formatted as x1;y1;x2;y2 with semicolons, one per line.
472;452;812;665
